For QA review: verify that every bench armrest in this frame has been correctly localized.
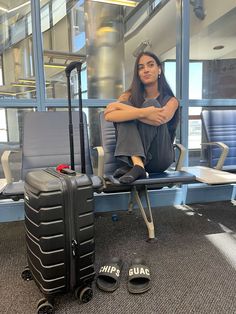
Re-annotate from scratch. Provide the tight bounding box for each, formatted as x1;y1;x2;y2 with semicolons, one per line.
173;143;187;171
95;144;187;175
93;146;105;177
1;150;19;183
201;142;229;170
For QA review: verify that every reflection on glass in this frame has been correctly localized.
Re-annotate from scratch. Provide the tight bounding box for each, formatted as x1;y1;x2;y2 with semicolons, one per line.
52;0;66;26
41;0;87;99
189;2;236;99
188;1;236;162
189;63;202;99
165;60;203;150
189;119;202;149
165;61;176;95
0;1;34;99
41;4;50;32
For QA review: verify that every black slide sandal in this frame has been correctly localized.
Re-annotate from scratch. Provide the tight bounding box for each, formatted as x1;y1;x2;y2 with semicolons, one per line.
127;258;151;294
96;257;123;292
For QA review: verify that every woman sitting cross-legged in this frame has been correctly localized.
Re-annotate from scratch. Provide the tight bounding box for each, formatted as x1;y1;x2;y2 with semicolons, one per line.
104;51;180;184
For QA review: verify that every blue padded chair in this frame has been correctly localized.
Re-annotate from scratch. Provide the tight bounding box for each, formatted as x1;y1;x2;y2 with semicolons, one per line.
95;112;196;241
1;111;102;200
201;109;236;172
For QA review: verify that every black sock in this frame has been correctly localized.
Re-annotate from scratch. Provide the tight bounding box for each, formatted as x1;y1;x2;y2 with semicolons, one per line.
113;165;132;178
119;165;147;184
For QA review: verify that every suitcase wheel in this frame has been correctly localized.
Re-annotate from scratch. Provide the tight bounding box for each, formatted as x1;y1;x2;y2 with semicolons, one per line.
75;286;93;303
37;299;54;314
21;266;33;281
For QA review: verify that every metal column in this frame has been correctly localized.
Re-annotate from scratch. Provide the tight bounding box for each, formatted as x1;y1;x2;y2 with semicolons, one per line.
84;1;125;147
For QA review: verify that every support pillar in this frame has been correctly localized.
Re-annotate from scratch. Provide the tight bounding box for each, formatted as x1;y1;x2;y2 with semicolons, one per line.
84;1;125;148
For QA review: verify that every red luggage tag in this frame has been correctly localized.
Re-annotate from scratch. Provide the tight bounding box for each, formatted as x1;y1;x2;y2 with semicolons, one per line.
56;164;76;175
56;164;70;172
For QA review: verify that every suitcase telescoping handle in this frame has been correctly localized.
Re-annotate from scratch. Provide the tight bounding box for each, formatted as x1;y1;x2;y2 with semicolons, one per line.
65;61;85;173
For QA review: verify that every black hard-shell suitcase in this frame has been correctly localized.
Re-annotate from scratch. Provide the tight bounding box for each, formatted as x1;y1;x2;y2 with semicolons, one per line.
22;62;96;314
24;169;95;310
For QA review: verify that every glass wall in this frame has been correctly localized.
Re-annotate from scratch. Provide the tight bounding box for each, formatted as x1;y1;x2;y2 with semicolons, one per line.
0;1;34;99
0;1;36;180
189;1;236;100
40;0;87;99
189;0;236;165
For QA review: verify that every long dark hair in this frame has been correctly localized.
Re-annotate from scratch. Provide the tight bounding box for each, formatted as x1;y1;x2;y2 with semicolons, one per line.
128;51;174;108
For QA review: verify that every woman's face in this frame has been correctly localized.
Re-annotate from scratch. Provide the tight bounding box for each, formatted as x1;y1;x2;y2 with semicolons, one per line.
137;55;160;85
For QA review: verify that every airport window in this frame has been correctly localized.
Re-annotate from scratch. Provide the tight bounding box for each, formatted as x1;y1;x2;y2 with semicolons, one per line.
188;1;236;164
0;1;34;99
41;4;50;33
72;3;86;52
150;0;162;12
41;0;86;99
27;13;32;35
52;0;67;26
165;60;203;149
189;2;236;99
10;18;26;45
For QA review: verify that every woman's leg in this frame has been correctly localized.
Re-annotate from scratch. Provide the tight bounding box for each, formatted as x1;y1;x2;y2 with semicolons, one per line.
114;98;159;167
113;99;174;182
144;124;174;173
114;120;145;165
113;121;148;182
137;99;174;173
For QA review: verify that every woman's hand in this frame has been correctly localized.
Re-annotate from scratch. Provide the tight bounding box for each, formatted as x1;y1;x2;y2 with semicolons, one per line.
104;102;134;116
104;102;121;115
139;97;179;126
104;102;143;122
104;96;179;124
140;106;167;126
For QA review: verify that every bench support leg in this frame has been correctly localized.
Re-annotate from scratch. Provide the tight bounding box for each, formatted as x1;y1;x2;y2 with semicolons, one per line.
231;184;236;204
128;192;134;213
132;186;157;242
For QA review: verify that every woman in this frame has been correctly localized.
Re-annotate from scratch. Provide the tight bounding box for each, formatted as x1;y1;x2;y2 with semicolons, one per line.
104;51;179;184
